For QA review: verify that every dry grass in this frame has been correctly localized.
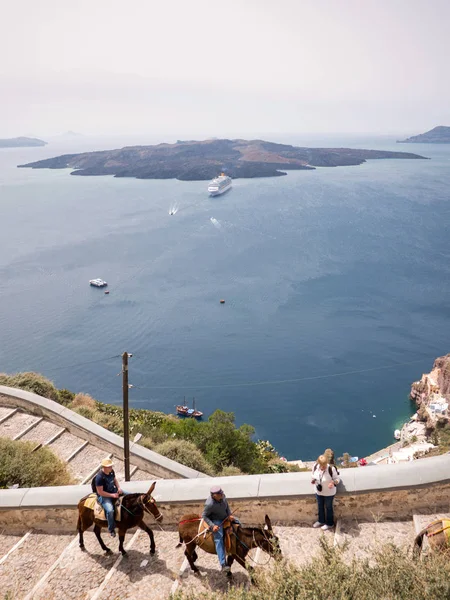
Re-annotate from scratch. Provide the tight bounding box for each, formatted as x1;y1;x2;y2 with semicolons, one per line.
175;538;450;600
71;393;96;409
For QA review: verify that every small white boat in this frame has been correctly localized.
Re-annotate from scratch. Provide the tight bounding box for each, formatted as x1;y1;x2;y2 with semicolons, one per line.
89;278;108;287
394;429;401;440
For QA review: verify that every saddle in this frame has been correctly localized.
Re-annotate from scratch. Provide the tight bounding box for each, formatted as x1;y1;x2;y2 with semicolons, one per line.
83;493;122;522
198;518;236;553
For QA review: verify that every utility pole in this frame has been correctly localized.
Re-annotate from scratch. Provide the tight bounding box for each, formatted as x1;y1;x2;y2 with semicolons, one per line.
122;351;131;482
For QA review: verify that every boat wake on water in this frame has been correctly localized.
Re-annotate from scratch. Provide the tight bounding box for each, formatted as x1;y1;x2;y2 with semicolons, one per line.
210;217;222;229
169;204;179;215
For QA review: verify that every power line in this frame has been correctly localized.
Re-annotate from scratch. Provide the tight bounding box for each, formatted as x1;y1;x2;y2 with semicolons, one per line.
43;354;122;373
130;356;429;391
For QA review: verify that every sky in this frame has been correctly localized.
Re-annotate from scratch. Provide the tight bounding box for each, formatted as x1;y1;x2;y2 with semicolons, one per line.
1;0;449;138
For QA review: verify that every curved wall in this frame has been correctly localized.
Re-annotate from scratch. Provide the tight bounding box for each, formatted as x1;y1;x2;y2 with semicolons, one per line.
0;386;207;480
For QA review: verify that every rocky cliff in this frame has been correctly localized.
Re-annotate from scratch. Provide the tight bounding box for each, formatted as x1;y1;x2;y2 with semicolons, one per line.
410;354;450;408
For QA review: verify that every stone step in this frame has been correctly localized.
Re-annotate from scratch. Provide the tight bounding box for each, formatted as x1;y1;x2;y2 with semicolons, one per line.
67;445;109;483
47;430;87;462
334;518;415;561
95;529;188;600
30;532;116;600
274;524;329;567
131;468;160;481
0;532;72;599
0;532;29;564
0;411;41;440
0;406;18;424
20;419;66;446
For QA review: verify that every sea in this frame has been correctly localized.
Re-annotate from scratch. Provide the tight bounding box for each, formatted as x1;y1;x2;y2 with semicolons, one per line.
0;133;449;461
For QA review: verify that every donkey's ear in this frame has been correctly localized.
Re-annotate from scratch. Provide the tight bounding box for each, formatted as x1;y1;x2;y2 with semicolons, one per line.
264;515;272;531
146;481;156;496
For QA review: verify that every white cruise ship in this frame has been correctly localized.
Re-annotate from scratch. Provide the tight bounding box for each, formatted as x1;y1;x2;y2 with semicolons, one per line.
207;174;232;196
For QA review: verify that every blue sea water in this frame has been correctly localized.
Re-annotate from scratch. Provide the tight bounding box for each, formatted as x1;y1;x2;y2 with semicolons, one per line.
0;134;449;460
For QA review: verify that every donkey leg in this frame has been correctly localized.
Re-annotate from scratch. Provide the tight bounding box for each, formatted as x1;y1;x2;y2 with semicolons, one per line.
185;541;199;573
77;515;85;550
94;524;112;554
139;521;156;555
118;530;127;556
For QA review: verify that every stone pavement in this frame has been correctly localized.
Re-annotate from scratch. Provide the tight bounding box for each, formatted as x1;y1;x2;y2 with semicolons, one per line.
1;518;423;600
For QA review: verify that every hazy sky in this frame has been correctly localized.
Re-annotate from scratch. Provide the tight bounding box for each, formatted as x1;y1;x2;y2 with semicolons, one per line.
1;0;449;138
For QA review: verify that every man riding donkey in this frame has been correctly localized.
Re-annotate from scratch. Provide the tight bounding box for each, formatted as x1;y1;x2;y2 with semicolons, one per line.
93;458;126;538
202;485;240;573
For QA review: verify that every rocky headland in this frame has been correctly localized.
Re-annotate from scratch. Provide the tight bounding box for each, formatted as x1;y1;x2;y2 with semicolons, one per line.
18;138;427;181
0;136;47;148
409;354;450;431
398;126;450;144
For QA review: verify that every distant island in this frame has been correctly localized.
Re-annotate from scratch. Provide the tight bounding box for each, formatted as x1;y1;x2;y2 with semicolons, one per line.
0;137;47;148
398;126;450;144
18;138;427;181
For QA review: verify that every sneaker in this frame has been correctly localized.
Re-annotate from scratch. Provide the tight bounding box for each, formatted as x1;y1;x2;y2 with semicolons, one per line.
221;565;231;573
110;531;116;538
321;524;334;531
312;521;324;528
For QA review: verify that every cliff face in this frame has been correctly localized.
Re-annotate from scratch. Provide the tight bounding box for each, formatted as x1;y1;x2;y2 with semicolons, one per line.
410;354;450;407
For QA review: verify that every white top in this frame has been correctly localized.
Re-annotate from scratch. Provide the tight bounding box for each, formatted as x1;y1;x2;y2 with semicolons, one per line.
311;464;340;497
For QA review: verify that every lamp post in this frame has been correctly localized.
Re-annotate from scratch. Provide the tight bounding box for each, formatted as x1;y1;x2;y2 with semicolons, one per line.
122;351;131;481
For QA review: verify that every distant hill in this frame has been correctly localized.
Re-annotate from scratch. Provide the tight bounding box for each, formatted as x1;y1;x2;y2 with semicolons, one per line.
398;126;450;143
18;138;427;181
0;137;47;148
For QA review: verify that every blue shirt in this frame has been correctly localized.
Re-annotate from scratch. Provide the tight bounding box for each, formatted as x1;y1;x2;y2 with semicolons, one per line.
94;470;117;495
202;494;231;527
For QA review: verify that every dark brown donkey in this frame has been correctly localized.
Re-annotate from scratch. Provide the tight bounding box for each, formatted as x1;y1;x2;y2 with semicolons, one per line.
177;514;281;575
413;518;450;558
77;482;163;556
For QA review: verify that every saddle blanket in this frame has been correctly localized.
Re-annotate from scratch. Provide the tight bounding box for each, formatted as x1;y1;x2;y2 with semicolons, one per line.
198;518;233;553
83;493;122;522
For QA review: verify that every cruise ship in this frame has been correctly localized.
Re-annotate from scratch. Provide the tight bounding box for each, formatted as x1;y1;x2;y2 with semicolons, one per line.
207;174;232;196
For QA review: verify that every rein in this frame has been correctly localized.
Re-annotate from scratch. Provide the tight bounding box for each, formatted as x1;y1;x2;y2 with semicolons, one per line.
231;527;275;566
426;521;450;538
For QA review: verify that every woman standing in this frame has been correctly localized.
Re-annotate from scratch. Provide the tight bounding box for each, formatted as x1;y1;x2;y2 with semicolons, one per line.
311;454;340;531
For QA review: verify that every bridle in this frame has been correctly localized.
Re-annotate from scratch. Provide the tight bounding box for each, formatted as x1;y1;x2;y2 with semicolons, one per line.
232;525;280;566
137;494;164;529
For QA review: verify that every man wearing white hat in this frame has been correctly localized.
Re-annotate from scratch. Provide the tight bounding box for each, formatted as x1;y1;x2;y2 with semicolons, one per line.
94;458;124;537
202;485;238;572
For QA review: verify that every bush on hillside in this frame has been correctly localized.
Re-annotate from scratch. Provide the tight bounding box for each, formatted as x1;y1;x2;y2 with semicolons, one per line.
0;372;60;402
218;465;243;477
58;388;75;406
0;437;73;488
71;393;96;410
73;406;96;420
154;439;215;476
175;538;450;600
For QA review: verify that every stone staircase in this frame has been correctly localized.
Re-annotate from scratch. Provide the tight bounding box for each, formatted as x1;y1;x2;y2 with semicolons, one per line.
1;513;446;599
0;407;157;484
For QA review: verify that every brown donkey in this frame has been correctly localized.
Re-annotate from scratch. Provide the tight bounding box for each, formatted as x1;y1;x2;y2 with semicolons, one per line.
77;482;163;555
413;518;450;558
177;513;281;576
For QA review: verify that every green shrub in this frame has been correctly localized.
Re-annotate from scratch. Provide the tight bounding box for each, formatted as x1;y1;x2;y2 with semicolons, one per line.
73;406;96;420
71;393;96;410
175;538;450;600
218;465;243;477
0;437;73;488
3;372;60;402
154;439;215;475
58;388;75;406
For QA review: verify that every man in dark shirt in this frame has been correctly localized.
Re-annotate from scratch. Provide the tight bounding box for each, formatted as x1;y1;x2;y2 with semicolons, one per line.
202;485;238;572
94;458;124;537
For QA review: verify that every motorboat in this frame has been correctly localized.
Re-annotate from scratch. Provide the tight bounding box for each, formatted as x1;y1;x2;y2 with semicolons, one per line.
89;279;108;287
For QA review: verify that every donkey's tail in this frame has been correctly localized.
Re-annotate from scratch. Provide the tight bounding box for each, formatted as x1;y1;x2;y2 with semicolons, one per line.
413;527;427;559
